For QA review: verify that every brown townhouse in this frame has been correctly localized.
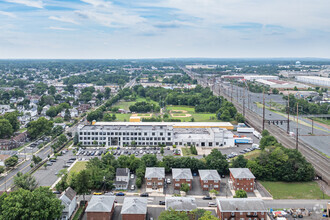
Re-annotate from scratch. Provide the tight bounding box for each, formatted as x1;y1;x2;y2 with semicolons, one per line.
229;168;255;192
198;169;221;191
145;167;165;192
85;195;116;220
216;198;268;220
121;197;147;220
172;168;193;190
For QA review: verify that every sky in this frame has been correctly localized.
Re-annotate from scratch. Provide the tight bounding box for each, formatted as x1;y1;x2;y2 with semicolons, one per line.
0;0;329;59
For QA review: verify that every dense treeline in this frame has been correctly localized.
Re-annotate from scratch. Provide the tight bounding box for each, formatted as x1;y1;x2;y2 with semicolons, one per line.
284;94;330;115
129;101;160;113
247;130;314;182
162;75;197;84
63;72;130;86
0;111;20;138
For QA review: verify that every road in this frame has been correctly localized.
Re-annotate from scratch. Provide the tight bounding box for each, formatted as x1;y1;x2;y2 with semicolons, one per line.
183;67;330;184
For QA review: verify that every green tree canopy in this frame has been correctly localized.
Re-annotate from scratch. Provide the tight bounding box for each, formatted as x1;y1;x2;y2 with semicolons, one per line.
13;172;38;191
234;189;247;198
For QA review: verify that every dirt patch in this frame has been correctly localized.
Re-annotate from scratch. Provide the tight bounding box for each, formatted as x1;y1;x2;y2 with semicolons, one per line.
169;110;191;118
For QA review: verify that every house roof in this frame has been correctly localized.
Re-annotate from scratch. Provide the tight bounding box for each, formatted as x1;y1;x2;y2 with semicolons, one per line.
62;187;76;201
198;170;221;181
172;168;193;180
116;168;130;177
165;197;197;211
145;167;165;179
216;198;267;212
85;196;116;213
121;197;147;215
229;168;255;179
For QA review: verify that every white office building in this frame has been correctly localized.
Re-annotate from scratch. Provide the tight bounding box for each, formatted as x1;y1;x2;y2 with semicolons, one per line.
77;122;235;148
296;76;330;87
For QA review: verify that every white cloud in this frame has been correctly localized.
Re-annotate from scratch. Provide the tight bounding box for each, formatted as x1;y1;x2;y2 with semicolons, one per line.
0;11;16;18
4;0;43;8
49;16;79;25
48;26;76;31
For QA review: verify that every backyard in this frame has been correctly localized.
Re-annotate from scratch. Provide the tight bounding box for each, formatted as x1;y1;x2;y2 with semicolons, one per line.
260;181;330;199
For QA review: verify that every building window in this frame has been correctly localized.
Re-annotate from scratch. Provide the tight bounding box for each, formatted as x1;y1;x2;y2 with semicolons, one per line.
168;132;171;136
158;182;162;185
175;179;179;181
214;185;218;188
175;184;179;187
204;180;208;183
203;185;208;188
214;180;218;183
152;132;155;136
147;182;151;185
261;212;264;215
240;212;243;215
147;178;151;180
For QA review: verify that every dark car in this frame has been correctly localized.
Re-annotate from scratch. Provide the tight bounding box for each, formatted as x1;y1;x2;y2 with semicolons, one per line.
140;193;149;197
50;159;56;162
159;201;165;205
69;158;76;161
116;192;125;196
202;196;212;200
52;191;61;194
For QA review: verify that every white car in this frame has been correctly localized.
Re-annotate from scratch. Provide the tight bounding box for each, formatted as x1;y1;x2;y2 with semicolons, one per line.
208;202;217;207
131;185;135;190
166;178;171;184
131;174;134;179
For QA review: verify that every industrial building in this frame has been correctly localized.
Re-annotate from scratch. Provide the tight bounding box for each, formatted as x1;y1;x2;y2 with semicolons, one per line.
296;76;330;87
255;79;310;90
77;122;235;147
221;75;278;81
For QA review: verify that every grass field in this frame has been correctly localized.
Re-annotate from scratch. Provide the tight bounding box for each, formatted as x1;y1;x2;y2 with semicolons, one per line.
69;161;87;178
313;117;330;126
182;148;194;156
172;113;187;116
260;181;330;199
114;113;131;122
137;114;152;117
113;97;158;111
167;106;219;122
244;150;261;160
167;105;195;113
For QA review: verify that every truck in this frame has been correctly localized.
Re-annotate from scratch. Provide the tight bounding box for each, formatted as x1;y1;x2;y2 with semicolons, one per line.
237;127;254;133
234;138;253;144
253;130;262;139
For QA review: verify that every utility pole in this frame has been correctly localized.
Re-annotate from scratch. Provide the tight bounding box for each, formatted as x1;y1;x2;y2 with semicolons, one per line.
236;87;238;101
270;99;272;111
296;103;299;150
311;118;314;135
231;83;233;102
262;89;265;131
287;95;290;134
243;88;246;118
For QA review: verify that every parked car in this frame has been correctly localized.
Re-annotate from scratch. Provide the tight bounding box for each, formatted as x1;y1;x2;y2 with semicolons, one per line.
46;162;53;166
93;192;103;195
131;174;134;179
202;196;212;200
52;191;61;194
208;202;217;207
159;201;165;205
166;178;171;184
140;193;149;197
130;185;135;190
116;192;125;196
50;159;56;162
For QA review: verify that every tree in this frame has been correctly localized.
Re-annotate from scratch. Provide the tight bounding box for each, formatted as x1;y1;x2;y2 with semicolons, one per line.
234;189;247;198
70;170;91;201
46;106;58;118
272;88;279;94
205;149;229;174
158;208;189;220
64;109;71;121
0;187;63;220
105;87;111;99
55;171;69;192
27;117;53;139
198;211;219;220
58;134;68;145
32;155;42;165
5;155;18;168
3;112;20;132
160;147;164;155
13;172;38;191
219;109;231;121
0;119;13;138
48;85;56;95
180;183;190;193
73;132;79;145
231;155;248;168
0;166;4;175
135;178;142;188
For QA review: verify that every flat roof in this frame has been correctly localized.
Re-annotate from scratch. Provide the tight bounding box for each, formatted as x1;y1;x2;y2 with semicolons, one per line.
94;122;233;127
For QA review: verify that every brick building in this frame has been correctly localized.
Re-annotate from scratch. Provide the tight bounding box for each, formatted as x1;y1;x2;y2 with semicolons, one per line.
229;168;255;192
216;198;268;220
121;197;147;220
0;131;28;150
86;195;116;220
165;197;197;213
145;167;165;192
198;169;221;191
172;168;193;190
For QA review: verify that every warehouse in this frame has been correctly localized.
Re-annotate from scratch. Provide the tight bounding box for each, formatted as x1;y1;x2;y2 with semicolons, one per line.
77;122;235;148
255;79;310;90
296;76;330;87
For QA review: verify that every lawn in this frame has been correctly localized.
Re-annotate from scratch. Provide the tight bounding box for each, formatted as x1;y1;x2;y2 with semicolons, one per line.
69;161;87;177
260;181;330;199
172;113;187;116
244;150;261;160
182;148;194;156
166;105;195;113
313;117;330;126
113;97;158;111
114;113;131;122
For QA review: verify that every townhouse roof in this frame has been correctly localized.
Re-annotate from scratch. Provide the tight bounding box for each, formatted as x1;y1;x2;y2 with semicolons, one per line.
229;168;255;179
121;197;147;215
198;170;221;181
85;196;115;213
116;168;130;177
216;198;267;212
165;197;197;211
145;167;165;179
172;168;193;180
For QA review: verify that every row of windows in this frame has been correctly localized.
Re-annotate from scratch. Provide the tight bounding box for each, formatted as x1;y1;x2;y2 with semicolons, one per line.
203;184;219;188
236;183;253;186
80;131;172;136
174;179;191;182
224;218;264;220
203;180;219;183
147;182;163;185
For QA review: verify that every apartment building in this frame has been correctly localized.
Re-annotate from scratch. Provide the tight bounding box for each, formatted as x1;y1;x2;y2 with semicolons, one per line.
145;167;165;192
198;169;221;191
229;168;255;192
172;168;193;190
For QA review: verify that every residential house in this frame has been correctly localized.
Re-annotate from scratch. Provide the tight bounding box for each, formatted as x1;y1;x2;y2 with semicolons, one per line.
41;105;50;115
145;167;165;192
0;131;28;150
165;197;197;213
60;187;77;220
60;109;79;118
198;169;221;191
77;104;91;114
115;168;130;190
121;197;147;220
229;168;255;192
172;168;193;190
86;195;116;220
216;198;268;220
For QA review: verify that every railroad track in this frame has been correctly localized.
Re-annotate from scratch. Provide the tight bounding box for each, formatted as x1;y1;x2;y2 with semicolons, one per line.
183;68;330;184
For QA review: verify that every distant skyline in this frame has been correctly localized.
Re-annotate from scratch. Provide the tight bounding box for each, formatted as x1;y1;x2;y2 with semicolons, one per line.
0;0;329;59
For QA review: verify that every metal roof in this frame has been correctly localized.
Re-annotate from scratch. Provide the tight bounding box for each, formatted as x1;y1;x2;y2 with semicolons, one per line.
116;168;129;177
145;167;165;179
165;197;197;211
198;170;221;181
121;197;147;215
216;198;267;212
85;196;115;213
172;168;193;180
229;168;255;179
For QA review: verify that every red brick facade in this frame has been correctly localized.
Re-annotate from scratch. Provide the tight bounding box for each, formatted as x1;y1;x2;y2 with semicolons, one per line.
199;178;220;191
87;204;114;220
229;172;254;192
216;207;267;220
173;179;192;190
145;177;164;190
122;214;146;220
